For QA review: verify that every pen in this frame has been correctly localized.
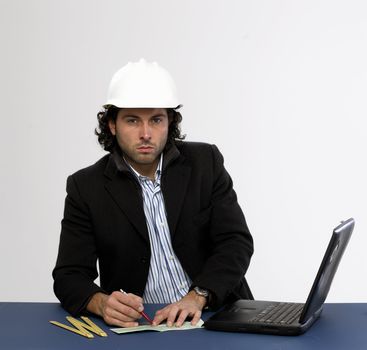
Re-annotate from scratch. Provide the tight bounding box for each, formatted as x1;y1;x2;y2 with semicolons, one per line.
120;289;153;324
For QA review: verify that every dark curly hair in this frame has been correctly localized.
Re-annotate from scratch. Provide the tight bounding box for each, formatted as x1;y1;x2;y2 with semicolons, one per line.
95;107;185;152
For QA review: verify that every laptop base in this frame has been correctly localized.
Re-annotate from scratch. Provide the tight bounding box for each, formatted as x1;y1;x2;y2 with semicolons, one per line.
204;300;322;335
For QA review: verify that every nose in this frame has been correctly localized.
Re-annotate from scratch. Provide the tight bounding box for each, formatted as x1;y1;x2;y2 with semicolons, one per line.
140;122;151;141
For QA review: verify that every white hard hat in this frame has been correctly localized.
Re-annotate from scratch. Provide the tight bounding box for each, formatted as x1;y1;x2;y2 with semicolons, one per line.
104;58;181;108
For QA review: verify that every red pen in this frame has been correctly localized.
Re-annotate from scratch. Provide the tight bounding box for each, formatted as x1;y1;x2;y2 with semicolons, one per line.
120;289;153;324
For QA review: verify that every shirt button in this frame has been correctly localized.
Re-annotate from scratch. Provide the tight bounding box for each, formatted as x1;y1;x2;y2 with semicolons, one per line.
169;255;174;260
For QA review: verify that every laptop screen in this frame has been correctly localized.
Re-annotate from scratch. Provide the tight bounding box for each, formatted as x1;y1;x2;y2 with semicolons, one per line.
299;218;354;323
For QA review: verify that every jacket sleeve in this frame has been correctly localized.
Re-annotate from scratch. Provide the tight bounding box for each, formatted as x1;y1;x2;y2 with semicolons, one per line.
52;175;104;315
190;144;254;308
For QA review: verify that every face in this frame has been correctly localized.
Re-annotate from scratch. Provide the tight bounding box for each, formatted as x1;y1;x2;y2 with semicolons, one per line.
109;108;169;176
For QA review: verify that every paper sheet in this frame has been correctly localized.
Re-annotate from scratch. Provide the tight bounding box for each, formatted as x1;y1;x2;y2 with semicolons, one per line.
110;319;204;334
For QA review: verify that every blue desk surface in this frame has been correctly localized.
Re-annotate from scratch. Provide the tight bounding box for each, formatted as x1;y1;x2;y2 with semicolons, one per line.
0;302;366;349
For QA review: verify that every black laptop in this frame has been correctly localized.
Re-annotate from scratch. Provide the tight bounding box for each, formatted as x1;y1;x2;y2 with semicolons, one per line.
204;218;354;335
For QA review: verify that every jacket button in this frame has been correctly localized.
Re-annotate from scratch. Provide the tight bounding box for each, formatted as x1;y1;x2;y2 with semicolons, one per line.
141;257;148;263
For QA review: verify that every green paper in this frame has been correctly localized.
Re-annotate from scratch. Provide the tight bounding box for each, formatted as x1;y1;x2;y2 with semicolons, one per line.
110;319;204;334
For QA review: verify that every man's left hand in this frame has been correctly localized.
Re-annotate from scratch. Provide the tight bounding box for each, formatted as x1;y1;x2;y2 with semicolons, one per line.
152;290;207;327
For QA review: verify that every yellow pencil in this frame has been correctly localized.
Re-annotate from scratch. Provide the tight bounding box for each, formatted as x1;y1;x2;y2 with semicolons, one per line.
67;316;108;337
49;320;94;338
81;316;108;337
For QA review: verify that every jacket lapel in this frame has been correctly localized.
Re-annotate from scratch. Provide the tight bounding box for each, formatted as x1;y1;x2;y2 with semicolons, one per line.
104;155;150;243
103;144;191;242
162;159;191;237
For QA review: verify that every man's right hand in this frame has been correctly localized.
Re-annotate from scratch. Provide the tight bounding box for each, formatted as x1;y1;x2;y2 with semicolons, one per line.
86;291;144;327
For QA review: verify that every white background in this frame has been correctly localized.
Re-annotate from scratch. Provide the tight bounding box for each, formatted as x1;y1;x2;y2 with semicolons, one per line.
0;0;366;303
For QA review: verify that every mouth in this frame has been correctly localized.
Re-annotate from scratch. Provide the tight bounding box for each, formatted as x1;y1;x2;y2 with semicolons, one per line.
136;145;155;153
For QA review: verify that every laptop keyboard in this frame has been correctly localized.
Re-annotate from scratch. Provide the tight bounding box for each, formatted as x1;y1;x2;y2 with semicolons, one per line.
249;302;304;325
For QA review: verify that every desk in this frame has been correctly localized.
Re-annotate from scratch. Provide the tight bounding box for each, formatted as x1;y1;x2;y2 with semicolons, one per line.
0;302;366;349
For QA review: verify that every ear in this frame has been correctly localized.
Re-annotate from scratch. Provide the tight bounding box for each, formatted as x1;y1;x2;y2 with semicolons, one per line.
108;119;116;135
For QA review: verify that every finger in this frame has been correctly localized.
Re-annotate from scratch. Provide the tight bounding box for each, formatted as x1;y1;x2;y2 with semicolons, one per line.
108;300;142;320
190;310;202;326
166;305;180;327
114;291;144;311
175;309;189;327
118;320;140;328
110;305;144;322
152;306;171;326
103;312;140;327
106;295;142;320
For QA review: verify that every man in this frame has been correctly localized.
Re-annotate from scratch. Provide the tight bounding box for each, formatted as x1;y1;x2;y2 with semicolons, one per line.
53;59;254;328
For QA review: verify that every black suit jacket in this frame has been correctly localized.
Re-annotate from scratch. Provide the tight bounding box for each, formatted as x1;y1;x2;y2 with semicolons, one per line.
53;141;254;315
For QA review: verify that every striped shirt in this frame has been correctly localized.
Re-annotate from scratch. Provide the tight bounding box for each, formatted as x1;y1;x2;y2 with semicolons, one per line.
125;155;192;303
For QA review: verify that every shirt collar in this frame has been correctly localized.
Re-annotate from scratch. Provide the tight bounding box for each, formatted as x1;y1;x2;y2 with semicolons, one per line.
108;141;180;179
124;153;163;183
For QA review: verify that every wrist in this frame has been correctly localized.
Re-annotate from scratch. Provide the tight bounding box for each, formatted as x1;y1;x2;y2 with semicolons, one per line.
191;286;211;309
86;292;108;317
188;290;207;309
193;286;210;298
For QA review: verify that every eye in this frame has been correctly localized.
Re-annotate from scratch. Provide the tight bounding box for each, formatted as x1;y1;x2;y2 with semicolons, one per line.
126;118;138;124
152;117;163;124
